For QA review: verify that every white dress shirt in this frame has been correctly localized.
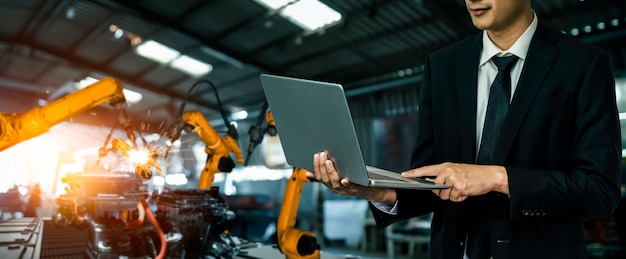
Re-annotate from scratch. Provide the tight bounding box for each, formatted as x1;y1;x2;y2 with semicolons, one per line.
475;12;538;156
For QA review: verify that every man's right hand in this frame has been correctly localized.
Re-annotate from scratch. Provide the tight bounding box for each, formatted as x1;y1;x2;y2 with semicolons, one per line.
309;152;397;205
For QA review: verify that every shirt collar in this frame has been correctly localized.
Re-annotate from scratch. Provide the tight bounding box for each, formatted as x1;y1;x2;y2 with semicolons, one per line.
479;11;538;66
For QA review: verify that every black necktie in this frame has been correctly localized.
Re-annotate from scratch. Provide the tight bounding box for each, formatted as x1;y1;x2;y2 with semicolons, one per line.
467;55;518;259
477;55;518;164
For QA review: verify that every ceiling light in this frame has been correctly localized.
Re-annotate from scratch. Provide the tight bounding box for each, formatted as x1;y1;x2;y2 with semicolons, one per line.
65;7;75;20
135;40;180;63
76;76;98;88
254;0;342;32
170;55;213;76
255;0;291;10
122;89;143;104
75;77;143;104
231;110;248;120
281;0;342;31
113;28;124;39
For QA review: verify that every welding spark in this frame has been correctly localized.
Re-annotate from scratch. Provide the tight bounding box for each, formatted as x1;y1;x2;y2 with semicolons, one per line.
111;139;163;179
128;149;150;164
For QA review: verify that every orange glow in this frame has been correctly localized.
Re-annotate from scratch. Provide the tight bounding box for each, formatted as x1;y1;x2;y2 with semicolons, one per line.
111;138;163;178
128;149;150;164
0;137;63;193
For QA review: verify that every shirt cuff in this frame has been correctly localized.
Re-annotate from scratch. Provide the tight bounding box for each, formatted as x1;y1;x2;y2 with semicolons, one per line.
371;201;398;215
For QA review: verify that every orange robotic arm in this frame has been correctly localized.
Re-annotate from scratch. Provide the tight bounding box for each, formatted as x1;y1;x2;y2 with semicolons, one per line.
277;167;321;259
0;77;136;152
267;111;320;258
182;111;243;189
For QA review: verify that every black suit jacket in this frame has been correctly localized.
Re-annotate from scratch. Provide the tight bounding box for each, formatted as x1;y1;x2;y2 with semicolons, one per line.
371;23;622;258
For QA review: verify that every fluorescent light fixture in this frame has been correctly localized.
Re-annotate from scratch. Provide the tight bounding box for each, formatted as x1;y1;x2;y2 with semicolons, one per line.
136;40;212;76
254;0;342;32
122;89;143;104
231;110;248;120
281;0;342;31
77;76;98;89
620;112;626;120
75;77;143;104
135;40;180;63
255;0;291;10
171;55;213;76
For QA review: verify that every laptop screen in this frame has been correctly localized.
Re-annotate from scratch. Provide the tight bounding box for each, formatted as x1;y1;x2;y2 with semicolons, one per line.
260;74;370;186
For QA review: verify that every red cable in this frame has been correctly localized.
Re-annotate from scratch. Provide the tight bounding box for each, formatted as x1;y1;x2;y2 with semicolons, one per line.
140;200;166;259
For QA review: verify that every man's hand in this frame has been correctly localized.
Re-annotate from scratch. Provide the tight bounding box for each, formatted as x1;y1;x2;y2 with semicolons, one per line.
308;152;397;205
401;162;509;202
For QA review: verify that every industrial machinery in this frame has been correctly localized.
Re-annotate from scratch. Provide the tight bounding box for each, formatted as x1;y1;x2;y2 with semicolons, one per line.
178;111;244;189
0;77;173;258
1;74;329;258
54;79;247;258
155;79;244;257
0;77;136;152
0;77;250;258
245;101;277;166
248;110;321;258
277;167;321;259
165;79;244;189
54;171;172;259
152;187;242;258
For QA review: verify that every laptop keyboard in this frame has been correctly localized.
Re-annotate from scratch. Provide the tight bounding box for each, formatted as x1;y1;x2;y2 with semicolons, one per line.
368;172;406;181
369;171;434;184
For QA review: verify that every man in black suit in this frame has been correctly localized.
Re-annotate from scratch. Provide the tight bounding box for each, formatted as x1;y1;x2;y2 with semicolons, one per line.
309;0;622;258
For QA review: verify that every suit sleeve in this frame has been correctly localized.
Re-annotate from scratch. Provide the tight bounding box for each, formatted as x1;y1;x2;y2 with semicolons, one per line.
508;51;622;220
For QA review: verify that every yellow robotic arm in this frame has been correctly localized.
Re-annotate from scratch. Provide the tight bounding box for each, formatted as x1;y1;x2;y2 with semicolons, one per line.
254;111;320;258
0;77;136;152
278;167;321;259
182;111;243;189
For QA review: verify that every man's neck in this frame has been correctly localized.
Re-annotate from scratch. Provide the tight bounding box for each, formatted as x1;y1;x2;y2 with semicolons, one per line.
487;11;534;50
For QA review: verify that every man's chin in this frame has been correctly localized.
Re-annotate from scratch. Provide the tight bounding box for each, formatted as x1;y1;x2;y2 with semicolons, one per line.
470;19;492;31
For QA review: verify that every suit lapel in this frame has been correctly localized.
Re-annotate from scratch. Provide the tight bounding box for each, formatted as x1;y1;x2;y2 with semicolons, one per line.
495;23;559;162
457;35;482;163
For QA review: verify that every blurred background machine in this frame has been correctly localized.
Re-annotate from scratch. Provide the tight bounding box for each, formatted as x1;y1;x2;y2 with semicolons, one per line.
0;77;249;258
0;75;372;259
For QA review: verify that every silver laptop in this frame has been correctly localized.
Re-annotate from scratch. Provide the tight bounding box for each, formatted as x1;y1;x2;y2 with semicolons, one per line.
260;74;449;190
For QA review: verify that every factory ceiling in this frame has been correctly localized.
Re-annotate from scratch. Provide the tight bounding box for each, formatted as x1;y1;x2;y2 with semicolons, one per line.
1;0;626;133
